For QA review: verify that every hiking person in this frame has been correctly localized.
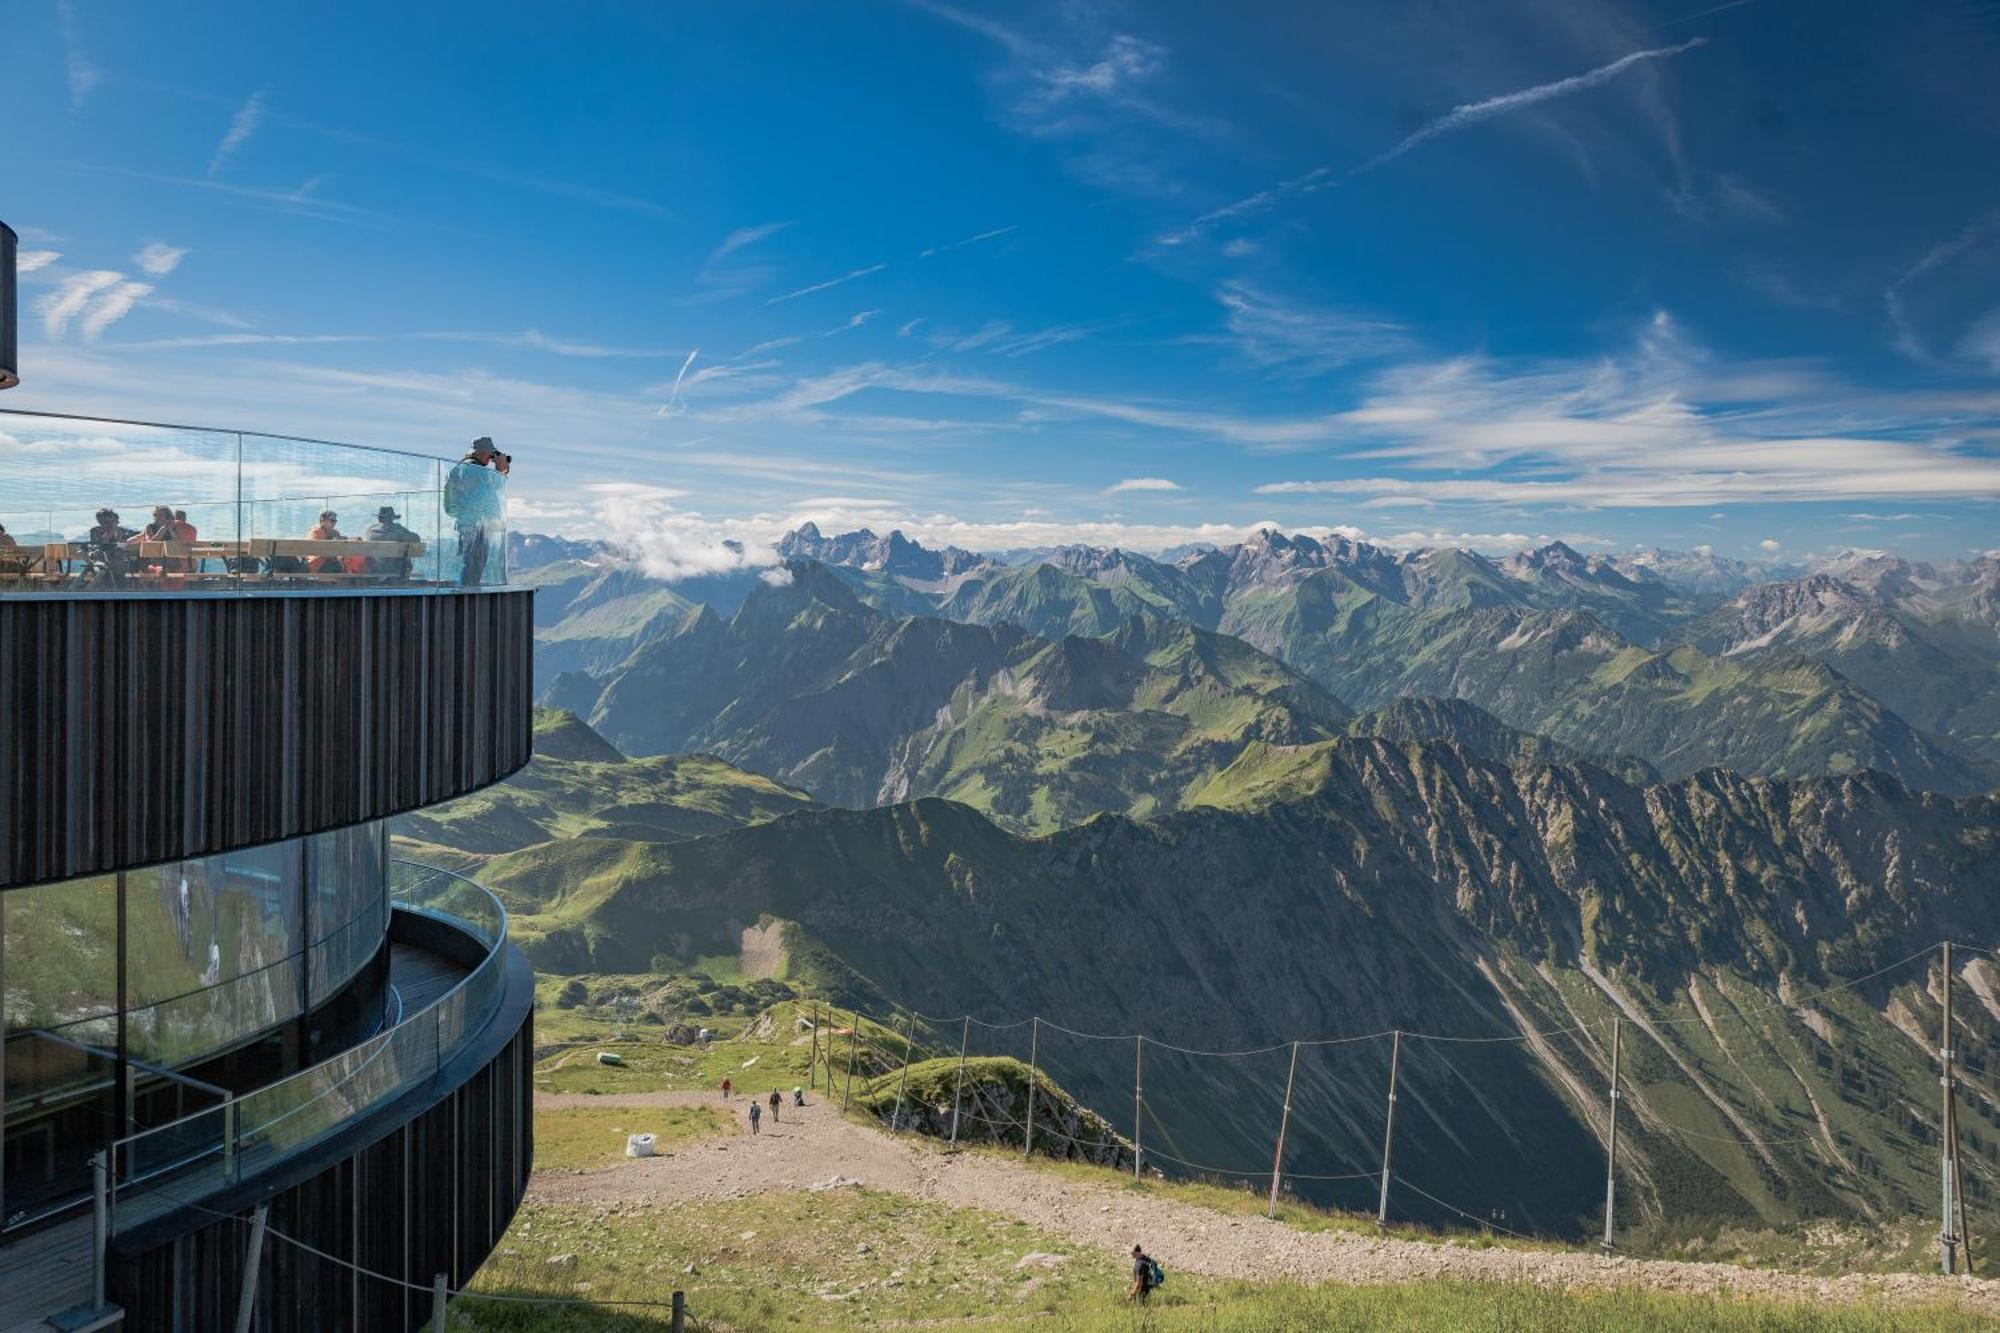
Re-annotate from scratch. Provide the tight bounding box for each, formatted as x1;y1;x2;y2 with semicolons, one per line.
768;1089;782;1123
443;436;507;586
1127;1245;1163;1304
793;1085;805;1108
748;1099;761;1135
720;1076;732;1100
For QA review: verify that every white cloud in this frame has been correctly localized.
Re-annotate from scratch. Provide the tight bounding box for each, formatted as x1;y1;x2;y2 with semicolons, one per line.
1759;538;1783;552
78;281;154;340
1107;477;1180;493
133;243;187;277
17;250;61;273
38;270;124;338
208;91;268;177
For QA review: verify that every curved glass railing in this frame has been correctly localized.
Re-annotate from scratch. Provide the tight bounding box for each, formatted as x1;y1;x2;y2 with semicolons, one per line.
107;862;510;1234
0;409;508;594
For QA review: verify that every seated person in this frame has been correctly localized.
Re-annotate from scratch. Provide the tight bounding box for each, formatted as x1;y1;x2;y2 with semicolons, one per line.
0;523;14;549
362;505;422;578
130;505;196;573
304;510;344;573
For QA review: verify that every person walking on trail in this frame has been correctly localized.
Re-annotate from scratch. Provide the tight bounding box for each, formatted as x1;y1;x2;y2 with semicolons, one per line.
1127;1245;1163;1304
747;1099;761;1135
768;1089;782;1123
720;1076;732;1101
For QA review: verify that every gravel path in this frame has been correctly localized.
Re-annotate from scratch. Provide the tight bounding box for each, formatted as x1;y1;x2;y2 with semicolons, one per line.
528;1091;2000;1314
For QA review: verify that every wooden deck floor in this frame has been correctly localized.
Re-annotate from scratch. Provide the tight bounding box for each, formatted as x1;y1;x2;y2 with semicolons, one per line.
0;1214;111;1332
388;940;468;1012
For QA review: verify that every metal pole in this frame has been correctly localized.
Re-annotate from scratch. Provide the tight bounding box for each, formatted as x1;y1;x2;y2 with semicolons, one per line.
891;1012;916;1134
808;1002;821;1093
1268;1041;1300;1218
233;1204;269;1333
91;1150;109;1311
1377;1030;1401;1225
671;1289;686;1332
432;1272;448;1332
842;1011;858;1112
1941;942;1964;1275
1133;1035;1145;1182
1023;1017;1039;1159
1602;1017;1622;1253
949;1017;969;1147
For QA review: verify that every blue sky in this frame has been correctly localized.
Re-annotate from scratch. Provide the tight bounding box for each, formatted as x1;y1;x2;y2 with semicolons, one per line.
5;0;2000;566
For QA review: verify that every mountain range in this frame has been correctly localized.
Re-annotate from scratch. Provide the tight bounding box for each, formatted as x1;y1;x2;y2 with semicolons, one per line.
530;530;1999;803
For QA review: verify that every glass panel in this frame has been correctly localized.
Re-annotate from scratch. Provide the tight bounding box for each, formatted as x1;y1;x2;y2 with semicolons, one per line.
4;875;120;1225
0;410;504;594
125;841;302;1009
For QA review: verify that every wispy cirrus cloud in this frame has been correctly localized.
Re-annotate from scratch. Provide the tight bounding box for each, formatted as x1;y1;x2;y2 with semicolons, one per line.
766;261;889;305
17;250;62;274
1206;284;1411;378
56;0;101;110
713;222;791;260
1163;38;1708;245
920;224;1017;258
208;91;268;176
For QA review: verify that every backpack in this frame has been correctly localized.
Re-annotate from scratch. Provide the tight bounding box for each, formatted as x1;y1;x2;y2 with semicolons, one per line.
1146;1258;1165;1288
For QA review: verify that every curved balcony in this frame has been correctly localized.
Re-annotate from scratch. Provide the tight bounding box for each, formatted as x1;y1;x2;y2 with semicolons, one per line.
0;408;510;596
106;861;517;1240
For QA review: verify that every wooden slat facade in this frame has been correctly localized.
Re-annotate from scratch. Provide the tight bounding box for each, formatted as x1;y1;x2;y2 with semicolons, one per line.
0;590;533;890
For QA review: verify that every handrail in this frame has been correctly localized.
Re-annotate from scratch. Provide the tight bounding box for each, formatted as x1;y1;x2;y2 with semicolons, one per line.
106;862;510;1223
0;406;469;468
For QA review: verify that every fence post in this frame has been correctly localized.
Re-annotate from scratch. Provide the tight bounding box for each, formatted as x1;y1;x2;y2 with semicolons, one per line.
891;1012;916;1134
671;1289;687;1332
1023;1017;1039;1159
842;1011;858;1113
1601;1017;1621;1253
949;1017;970;1147
1133;1035;1145;1182
1268;1041;1300;1218
91;1150;109;1311
224;1096;239;1184
233;1203;269;1333
1377;1029;1401;1226
808;1002;821;1094
432;1272;448;1332
1940;941;1968;1275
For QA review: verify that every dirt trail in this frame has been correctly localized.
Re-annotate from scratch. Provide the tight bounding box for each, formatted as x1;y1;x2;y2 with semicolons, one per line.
529;1092;2000;1314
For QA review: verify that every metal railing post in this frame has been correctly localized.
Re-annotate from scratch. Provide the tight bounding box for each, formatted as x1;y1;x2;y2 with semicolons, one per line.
1602;1017;1622;1253
1269;1041;1300;1218
891;1012;915;1134
432;1272;448;1332
234;1203;269;1333
1023;1017;1039;1159
1377;1029;1402;1225
91;1150;109;1311
949;1018;969;1148
1133;1035;1144;1182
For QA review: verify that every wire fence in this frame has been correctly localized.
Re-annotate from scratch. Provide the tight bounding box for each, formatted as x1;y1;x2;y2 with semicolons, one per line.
800;937;1998;1273
105;935;1998;1329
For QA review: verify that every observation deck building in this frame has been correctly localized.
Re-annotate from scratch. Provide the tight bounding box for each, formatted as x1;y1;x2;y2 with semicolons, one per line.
0;410;535;1330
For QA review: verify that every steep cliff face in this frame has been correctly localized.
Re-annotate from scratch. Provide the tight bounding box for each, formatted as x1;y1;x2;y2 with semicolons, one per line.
492;744;2000;1237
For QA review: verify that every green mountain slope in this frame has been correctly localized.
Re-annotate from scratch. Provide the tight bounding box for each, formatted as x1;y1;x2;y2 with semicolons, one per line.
581;564;1354;832
495;746;2000;1240
392;708;817;855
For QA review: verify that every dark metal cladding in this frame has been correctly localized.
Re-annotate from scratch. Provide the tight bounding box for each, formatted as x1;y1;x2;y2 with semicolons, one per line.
0;589;534;889
0;220;18;390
